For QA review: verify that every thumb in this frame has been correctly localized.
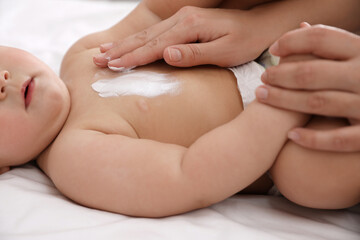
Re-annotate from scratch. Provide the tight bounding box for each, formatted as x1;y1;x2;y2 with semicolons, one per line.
164;36;247;67
163;44;205;67
164;40;233;67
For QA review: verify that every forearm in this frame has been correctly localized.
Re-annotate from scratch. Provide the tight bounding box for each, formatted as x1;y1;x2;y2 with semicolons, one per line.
109;0;222;38
65;0;224;53
181;100;309;207
249;0;360;52
82;2;161;50
144;0;222;20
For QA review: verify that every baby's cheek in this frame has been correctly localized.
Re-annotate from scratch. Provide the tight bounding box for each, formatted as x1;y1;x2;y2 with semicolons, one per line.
5;115;33;144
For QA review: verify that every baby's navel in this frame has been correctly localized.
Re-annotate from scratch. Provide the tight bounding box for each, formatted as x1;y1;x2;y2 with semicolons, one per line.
137;99;149;112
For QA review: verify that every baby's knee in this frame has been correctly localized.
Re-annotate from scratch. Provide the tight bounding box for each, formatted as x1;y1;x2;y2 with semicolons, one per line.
269;149;316;208
270;142;360;209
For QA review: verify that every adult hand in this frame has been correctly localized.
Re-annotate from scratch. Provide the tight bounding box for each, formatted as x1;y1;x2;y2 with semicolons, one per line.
256;24;360;152
93;6;266;70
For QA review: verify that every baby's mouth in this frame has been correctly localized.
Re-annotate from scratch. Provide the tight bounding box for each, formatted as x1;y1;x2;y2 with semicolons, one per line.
22;78;34;108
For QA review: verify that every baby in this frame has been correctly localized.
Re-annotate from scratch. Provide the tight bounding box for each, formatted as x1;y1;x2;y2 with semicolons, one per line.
1;1;359;217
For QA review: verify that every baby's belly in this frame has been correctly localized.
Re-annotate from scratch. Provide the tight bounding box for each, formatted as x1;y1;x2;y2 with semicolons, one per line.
122;69;244;147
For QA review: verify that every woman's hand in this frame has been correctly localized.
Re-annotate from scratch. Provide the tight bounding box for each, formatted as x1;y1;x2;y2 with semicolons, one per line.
93;6;266;70
256;24;360;152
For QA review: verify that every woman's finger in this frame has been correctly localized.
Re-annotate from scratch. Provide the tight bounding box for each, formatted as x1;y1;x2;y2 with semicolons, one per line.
256;85;360;119
163;35;252;67
106;11;230;70
93;16;177;67
106;20;205;69
262;60;358;92
288;125;360;152
270;25;360;60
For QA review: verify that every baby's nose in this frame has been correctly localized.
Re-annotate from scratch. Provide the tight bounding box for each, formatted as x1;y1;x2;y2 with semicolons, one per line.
0;70;9;100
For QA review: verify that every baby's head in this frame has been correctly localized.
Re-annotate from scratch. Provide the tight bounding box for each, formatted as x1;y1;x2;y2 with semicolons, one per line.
0;46;70;174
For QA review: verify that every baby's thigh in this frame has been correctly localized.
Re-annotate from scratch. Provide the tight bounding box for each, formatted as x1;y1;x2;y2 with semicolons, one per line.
270;116;360;209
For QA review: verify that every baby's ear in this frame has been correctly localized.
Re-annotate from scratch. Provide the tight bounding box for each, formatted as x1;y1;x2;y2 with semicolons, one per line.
0;166;10;175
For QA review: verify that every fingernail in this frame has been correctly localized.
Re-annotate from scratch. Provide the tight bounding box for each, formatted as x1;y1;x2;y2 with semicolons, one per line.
108;59;122;66
108;66;125;71
94;53;106;59
168;48;182;62
108;59;135;72
269;41;279;55
94;53;111;63
108;65;135;72
100;42;113;50
256;86;268;101
288;131;300;141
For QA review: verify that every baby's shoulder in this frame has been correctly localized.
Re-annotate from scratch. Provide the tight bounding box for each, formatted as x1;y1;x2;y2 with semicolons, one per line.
38;126;136;164
36;128;136;184
37;129;99;173
41;128;104;157
36;130;92;182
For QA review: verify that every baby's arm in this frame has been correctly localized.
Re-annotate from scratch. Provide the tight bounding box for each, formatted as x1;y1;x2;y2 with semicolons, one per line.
43;101;308;217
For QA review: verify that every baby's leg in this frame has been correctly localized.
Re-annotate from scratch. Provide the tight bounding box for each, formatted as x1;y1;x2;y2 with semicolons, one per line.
270;116;360;209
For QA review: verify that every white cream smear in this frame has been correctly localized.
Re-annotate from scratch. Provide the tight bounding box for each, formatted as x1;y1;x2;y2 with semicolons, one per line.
92;70;181;98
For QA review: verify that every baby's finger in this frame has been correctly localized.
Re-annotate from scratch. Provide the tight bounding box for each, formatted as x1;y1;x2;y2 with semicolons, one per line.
270;25;360;60
262;60;357;92
288;125;360;152
256;85;360;119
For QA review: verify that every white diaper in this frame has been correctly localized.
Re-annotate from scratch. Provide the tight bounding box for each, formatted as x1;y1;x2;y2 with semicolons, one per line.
229;61;265;109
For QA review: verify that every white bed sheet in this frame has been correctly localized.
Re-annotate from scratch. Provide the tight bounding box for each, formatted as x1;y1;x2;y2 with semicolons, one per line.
0;0;359;239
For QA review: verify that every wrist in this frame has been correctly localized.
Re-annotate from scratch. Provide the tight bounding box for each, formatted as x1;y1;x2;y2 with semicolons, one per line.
241;10;280;58
249;100;310;129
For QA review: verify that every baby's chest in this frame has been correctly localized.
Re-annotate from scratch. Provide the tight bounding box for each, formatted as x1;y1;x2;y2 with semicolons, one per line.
64;64;241;146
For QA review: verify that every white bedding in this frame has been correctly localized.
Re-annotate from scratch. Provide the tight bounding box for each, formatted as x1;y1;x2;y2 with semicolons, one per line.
0;1;359;239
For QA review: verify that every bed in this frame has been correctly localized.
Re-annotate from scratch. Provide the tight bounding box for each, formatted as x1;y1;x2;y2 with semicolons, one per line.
0;0;359;239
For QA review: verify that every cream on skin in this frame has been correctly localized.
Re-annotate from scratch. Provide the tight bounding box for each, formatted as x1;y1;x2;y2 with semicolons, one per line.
92;70;181;98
